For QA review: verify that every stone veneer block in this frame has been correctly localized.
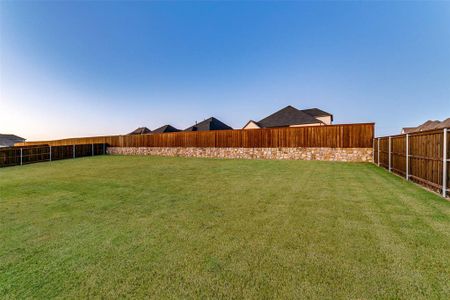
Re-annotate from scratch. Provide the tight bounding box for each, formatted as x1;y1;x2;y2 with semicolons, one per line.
107;147;373;162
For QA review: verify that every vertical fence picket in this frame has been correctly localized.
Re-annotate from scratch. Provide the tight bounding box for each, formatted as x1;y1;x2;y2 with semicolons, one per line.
388;137;392;172
373;138;376;163
377;138;380;166
406;134;409;180
443;128;448;198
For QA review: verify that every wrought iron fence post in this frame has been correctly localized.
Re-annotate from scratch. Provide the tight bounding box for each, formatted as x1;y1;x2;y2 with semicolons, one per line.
443;128;448;198
406;134;409;180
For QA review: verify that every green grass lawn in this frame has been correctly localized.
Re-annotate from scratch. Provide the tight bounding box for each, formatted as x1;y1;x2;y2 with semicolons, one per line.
1;156;449;299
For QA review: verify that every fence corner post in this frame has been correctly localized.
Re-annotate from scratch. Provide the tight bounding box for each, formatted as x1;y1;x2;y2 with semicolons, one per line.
406;134;409;180
377;138;380;166
443;128;448;198
388;136;392;172
373;138;375;164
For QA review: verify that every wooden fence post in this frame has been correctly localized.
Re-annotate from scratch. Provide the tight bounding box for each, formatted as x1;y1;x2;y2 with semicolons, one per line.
388;136;392;172
92;143;94;156
406;134;409;180
373;138;375;163
443;128;448;198
49;145;52;162
20;148;23;166
103;143;106;155
377;138;380;166
73;145;75;159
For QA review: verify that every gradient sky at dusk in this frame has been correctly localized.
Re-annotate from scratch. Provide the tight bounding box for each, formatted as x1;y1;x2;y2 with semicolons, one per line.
1;1;449;140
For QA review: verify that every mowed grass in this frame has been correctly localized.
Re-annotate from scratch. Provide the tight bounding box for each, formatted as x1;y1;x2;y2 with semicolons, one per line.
1;156;449;299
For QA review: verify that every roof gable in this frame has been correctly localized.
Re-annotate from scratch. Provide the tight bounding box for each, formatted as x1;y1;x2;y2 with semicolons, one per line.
128;127;151;135
437;118;450;129
153;125;180;133
184;117;232;131
0;134;25;141
301;108;333;121
0;134;25;147
243;120;261;129
417;120;441;131
257;106;322;128
401;118;450;133
401;127;417;134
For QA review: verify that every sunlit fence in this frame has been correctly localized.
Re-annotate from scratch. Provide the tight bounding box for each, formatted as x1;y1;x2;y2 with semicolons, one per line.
374;128;449;198
0;144;106;168
16;123;374;148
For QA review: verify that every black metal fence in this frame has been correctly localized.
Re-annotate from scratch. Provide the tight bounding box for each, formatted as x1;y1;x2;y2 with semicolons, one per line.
0;144;107;168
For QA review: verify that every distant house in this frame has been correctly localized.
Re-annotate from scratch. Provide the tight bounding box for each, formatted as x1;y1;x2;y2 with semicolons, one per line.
0;134;25;148
184;117;233;131
243;105;333;129
401;118;450;134
128;127;152;135
152;125;180;134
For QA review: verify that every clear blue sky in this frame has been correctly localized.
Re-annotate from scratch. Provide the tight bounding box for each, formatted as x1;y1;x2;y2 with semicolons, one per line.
1;1;449;140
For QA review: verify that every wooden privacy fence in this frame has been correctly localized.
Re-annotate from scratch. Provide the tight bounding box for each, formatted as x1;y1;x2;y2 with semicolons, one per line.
0;143;106;168
373;128;449;198
16;123;374;149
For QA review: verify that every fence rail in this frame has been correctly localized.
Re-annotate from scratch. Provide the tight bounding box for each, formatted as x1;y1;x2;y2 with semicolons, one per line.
15;123;374;149
373;128;449;198
0;143;106;168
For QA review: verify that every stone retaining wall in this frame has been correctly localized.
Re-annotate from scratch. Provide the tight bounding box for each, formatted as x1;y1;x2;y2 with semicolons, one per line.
107;147;373;162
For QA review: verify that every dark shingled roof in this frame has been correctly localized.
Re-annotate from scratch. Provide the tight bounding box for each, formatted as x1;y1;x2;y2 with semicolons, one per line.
302;108;333;121
184;117;233;131
128;127;152;135
0;134;26;147
257;106;322;128
152;125;180;133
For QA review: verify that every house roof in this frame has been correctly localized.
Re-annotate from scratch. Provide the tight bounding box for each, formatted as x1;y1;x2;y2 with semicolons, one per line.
302;108;333;121
0;134;25;147
401;127;417;134
152;125;180;133
184;117;233;131
401;118;450;134
437;118;450;129
257;105;322;128
418;120;441;131
128;127;152;135
243;120;261;128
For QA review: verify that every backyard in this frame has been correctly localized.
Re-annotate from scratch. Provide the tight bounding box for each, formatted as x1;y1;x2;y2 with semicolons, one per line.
0;156;449;298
